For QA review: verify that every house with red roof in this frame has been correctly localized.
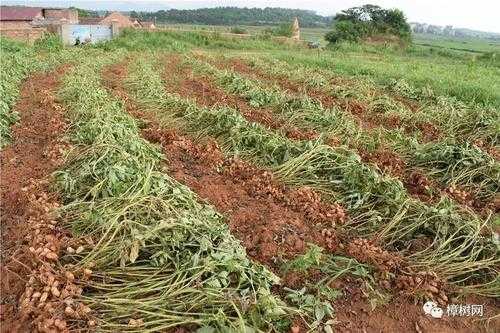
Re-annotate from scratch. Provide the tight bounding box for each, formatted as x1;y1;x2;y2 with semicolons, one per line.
0;6;78;29
0;6;43;29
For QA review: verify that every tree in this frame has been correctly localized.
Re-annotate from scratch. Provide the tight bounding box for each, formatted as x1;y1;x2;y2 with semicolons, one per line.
130;7;333;28
381;9;411;37
325;4;411;44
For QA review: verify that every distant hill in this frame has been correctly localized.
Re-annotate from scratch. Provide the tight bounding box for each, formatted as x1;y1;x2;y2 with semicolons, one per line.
130;7;333;28
410;22;500;41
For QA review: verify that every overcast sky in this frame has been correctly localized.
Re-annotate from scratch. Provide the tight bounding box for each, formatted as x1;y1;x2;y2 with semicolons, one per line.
7;0;500;33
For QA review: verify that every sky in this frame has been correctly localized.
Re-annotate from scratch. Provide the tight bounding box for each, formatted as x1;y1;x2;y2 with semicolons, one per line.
5;0;500;33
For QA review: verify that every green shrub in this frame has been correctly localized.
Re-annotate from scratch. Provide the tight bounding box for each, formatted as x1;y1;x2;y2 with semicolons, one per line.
273;23;293;37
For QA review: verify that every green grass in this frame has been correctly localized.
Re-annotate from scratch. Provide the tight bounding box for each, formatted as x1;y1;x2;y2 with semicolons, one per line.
158;23;330;43
0;36;87;148
269;45;500;108
97;28;304;52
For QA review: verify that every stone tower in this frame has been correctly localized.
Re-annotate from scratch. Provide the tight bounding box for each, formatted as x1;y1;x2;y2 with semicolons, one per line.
291;17;300;40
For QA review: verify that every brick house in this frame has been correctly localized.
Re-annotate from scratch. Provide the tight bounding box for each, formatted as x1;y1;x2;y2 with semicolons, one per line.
99;12;135;28
1;6;79;43
0;6;43;29
81;12;154;29
78;17;102;25
0;6;78;28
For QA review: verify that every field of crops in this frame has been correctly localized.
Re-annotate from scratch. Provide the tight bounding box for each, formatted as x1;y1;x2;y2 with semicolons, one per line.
1;30;499;333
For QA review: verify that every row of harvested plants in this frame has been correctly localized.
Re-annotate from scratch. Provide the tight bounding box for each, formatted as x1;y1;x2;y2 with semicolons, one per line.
53;53;298;331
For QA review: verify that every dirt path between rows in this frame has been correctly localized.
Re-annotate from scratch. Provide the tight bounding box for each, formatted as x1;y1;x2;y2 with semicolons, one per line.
101;59;499;333
1;67;90;332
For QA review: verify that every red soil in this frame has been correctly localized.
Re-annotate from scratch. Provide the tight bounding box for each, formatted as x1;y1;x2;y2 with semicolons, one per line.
0;67;91;332
225;58;338;107
474;138;500;161
404;170;437;203
392;93;421;113
355;146;491;214
356;149;473;209
334;294;499;333
403;170;496;215
413;120;441;142
152;134;344;265
358;148;407;177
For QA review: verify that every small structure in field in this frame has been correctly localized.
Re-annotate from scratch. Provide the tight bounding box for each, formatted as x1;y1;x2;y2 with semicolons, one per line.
80;11;135;28
81;13;155;30
99;12;135;28
291;17;300;40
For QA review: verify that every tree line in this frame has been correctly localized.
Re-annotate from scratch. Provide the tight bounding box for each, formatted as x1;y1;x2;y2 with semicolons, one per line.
129;7;333;28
